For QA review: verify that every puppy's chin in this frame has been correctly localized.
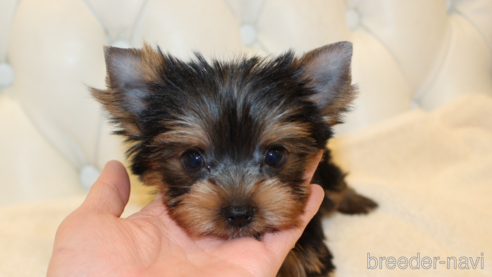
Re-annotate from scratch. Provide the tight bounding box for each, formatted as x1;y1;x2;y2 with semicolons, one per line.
217;227;265;240
172;216;298;241
165;178;308;240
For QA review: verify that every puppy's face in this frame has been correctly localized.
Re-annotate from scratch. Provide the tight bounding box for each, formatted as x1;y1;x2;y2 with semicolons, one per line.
92;42;356;239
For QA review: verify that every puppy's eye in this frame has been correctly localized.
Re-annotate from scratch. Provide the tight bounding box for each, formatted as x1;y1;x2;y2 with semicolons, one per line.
181;150;205;173
264;147;287;168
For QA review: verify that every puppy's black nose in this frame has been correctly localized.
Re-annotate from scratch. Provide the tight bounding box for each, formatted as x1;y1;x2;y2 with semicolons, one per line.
223;205;255;228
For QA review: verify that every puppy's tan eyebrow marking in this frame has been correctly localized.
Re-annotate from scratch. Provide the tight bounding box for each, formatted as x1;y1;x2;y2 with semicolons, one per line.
153;118;210;149
260;121;312;145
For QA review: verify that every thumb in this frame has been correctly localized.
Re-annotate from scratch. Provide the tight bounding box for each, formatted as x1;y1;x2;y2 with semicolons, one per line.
80;160;131;217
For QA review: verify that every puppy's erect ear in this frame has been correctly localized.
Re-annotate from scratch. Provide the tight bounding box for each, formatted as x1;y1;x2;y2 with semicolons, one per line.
91;44;164;137
301;41;357;125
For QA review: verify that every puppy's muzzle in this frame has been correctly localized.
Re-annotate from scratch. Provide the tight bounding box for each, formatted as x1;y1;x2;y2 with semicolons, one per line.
223;205;256;228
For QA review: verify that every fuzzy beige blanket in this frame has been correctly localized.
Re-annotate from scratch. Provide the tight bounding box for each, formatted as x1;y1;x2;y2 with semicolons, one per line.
1;94;491;276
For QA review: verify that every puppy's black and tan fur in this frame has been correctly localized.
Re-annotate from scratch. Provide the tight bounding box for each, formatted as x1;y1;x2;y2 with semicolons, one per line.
92;42;377;276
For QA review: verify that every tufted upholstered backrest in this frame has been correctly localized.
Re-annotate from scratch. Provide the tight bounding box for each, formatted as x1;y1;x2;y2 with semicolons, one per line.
0;0;491;206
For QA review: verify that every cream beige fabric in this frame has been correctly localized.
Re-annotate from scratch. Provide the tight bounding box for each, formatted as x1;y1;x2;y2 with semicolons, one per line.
328;93;492;276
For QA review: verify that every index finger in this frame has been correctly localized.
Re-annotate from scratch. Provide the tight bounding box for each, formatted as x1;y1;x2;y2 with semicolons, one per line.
304;150;324;182
262;184;325;263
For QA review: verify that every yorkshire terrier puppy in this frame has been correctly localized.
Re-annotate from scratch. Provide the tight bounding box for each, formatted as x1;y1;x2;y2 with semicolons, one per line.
92;41;377;276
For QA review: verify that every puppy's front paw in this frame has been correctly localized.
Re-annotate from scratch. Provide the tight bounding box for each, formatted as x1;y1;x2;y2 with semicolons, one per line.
337;188;377;214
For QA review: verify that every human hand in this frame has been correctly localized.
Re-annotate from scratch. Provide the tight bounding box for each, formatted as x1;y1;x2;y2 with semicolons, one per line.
47;152;324;277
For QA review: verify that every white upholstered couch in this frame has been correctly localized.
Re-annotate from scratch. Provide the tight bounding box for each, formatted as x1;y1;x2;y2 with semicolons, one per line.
1;0;491;276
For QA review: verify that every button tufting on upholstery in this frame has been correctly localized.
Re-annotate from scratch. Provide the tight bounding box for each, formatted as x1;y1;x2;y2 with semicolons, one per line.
240;24;257;47
79;165;101;190
446;0;454;12
0;62;15;87
346;9;360;30
111;39;132;49
446;0;456;13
